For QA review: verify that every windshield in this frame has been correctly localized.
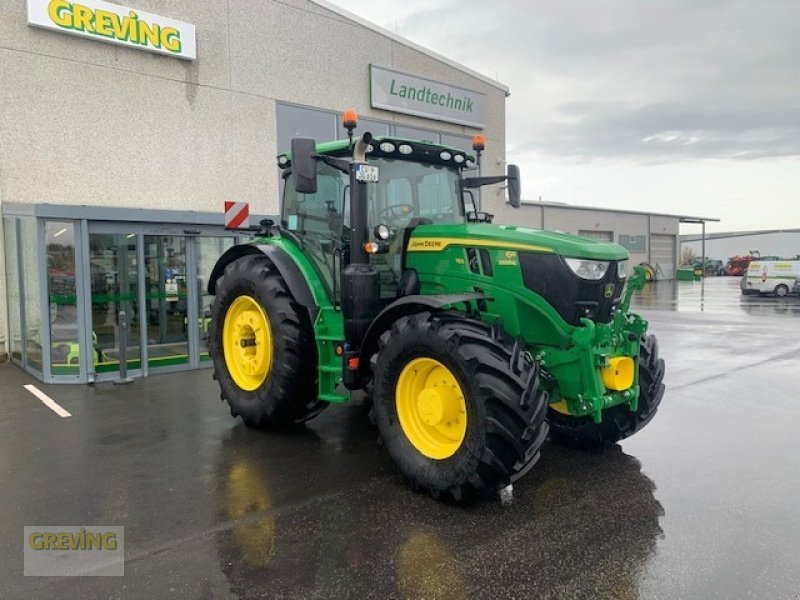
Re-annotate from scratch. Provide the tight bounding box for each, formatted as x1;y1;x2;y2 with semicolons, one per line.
367;158;465;227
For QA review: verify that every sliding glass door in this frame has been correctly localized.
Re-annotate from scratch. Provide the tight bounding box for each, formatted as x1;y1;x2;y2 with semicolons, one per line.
83;223;236;380
87;229;142;378
144;235;190;370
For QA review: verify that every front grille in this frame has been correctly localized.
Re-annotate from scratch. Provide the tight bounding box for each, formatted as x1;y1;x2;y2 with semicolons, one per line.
518;253;625;325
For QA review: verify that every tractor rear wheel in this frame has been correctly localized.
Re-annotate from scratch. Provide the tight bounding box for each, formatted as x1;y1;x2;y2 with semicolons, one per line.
209;254;326;428
548;334;665;447
371;313;549;501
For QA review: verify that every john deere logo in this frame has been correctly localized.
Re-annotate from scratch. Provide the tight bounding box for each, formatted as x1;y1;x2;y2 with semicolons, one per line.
604;284;615;298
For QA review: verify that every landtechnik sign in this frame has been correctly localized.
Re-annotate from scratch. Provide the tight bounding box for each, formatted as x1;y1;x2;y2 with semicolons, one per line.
27;0;196;60
370;65;487;128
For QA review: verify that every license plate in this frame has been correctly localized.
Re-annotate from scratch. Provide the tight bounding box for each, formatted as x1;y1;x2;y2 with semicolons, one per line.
355;164;379;183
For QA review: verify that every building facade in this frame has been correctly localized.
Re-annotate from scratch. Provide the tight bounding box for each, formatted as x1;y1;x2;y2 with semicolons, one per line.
0;0;508;381
681;229;800;262
494;201;715;281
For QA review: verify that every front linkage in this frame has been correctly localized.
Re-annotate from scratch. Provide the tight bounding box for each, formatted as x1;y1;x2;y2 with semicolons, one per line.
535;266;649;423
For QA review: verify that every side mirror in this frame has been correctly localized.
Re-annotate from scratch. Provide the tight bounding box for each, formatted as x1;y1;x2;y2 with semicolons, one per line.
291;137;317;194
507;164;521;208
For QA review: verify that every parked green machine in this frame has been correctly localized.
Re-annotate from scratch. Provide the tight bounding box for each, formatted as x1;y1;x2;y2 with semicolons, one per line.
208;110;665;501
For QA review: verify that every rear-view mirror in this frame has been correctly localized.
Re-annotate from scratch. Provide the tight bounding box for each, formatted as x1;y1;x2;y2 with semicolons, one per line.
291;137;317;194
507;164;521;208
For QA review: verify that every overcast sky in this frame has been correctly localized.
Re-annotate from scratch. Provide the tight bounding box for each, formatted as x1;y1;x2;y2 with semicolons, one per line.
330;0;799;232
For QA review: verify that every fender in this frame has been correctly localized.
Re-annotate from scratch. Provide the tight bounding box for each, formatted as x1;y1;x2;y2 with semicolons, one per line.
356;293;486;382
208;243;318;320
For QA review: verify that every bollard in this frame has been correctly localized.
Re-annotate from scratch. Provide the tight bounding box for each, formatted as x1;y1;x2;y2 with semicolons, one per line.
113;310;134;385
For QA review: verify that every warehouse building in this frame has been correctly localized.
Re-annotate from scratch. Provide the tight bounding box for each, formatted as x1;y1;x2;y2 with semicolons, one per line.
681;229;800;262
492;200;718;281
0;0;508;382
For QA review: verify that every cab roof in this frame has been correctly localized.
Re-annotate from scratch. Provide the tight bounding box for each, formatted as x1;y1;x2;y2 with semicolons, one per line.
276;136;476;170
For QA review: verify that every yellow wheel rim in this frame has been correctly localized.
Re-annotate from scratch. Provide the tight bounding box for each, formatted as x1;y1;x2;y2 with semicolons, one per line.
396;357;468;460
222;295;272;391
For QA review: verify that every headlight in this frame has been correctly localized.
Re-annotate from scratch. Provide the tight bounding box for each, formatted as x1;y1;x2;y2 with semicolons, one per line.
565;258;610;280
398;144;413;155
374;223;392;240
379;142;395;153
617;260;628;278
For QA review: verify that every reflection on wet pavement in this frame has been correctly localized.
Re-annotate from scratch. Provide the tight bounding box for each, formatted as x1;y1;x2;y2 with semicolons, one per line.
633;276;800;316
214;418;663;599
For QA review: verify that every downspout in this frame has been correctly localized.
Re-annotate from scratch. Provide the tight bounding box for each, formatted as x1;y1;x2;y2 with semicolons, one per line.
0;186;8;358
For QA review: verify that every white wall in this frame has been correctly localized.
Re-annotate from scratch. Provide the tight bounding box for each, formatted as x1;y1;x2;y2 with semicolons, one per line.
0;0;506;216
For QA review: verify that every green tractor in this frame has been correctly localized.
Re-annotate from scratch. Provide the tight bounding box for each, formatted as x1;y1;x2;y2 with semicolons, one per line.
207;111;665;501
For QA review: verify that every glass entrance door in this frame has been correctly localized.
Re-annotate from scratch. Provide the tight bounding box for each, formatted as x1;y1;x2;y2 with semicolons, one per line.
88;231;142;377
144;235;190;371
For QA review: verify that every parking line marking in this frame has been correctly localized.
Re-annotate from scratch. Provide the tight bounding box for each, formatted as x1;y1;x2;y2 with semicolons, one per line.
23;384;72;418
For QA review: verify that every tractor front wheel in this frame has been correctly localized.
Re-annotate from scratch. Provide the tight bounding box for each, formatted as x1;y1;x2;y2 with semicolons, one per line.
371;313;549;501
548;334;665;447
209;254;326;428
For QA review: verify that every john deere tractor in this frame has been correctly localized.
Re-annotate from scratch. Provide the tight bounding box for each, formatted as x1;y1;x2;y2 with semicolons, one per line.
208;110;665;501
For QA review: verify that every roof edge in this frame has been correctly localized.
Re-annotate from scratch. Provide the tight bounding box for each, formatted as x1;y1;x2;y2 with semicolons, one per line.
309;0;510;95
1;202;276;226
681;228;800;241
518;199;719;222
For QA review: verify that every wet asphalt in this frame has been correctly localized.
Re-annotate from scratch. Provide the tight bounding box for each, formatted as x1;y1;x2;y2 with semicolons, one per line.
1;277;799;599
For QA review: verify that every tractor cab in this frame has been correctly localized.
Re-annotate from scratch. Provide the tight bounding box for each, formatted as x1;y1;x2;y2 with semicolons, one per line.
277;116;519;302
279;137;469;300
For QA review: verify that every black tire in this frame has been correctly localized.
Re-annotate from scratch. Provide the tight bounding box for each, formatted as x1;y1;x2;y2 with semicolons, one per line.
371;313;549;501
548;334;665;448
209;254;326;428
775;284;789;298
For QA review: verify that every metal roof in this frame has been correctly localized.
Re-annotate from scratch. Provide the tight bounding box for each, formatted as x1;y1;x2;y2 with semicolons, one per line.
518;200;719;223
681;228;800;242
310;0;510;94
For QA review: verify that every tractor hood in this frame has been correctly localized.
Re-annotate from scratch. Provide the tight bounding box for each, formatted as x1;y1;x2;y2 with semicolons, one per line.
408;223;629;260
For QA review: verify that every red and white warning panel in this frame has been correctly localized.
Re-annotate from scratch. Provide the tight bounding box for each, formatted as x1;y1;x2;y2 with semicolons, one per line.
224;201;250;229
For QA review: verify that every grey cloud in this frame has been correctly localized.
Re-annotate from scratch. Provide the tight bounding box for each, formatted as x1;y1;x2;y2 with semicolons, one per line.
513;102;800;162
388;0;800;163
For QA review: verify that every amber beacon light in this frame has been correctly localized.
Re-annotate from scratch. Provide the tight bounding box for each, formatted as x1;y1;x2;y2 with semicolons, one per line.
342;108;358;130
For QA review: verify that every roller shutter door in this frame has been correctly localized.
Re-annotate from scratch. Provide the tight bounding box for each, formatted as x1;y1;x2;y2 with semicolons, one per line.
650;234;676;279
